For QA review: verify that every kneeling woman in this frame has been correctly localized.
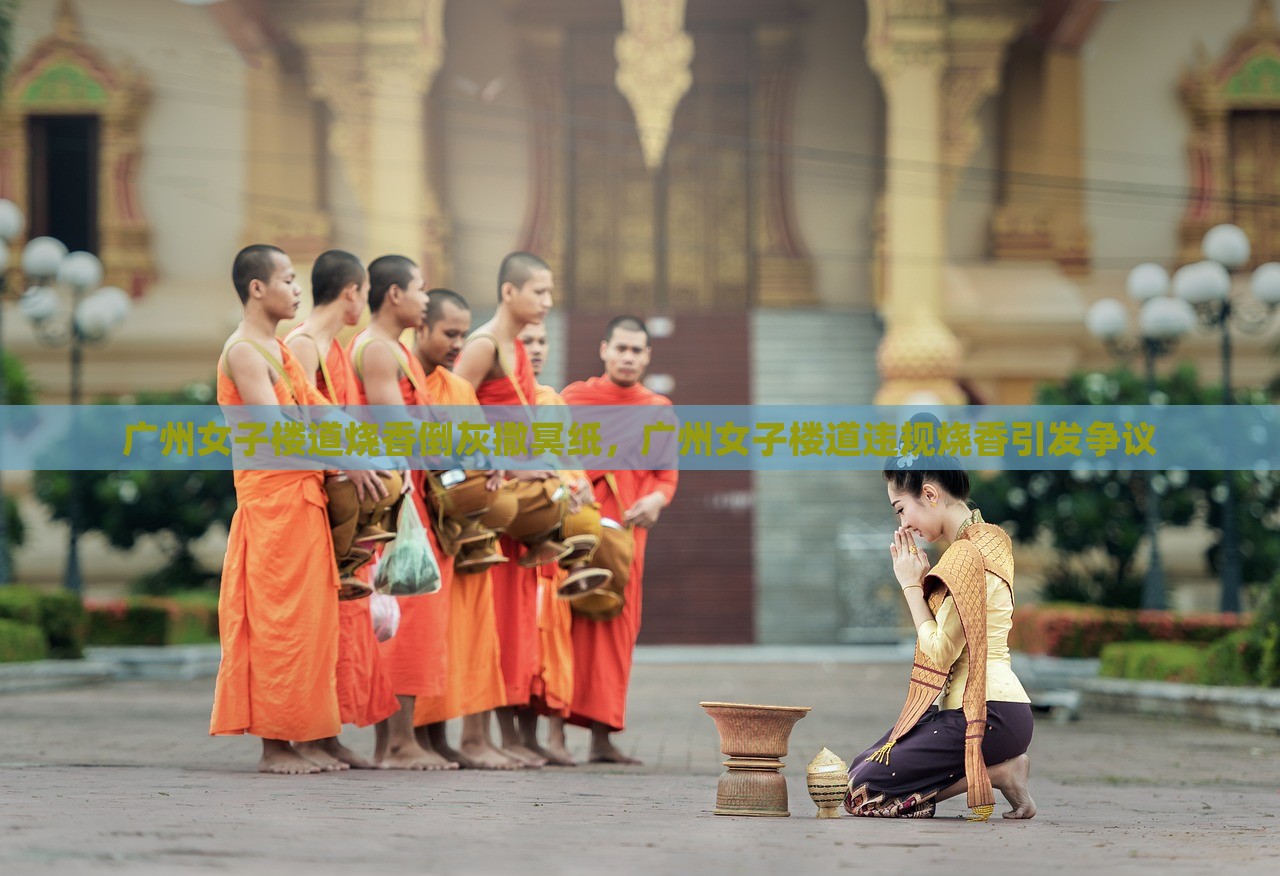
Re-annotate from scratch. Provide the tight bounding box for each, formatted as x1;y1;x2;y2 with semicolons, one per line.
845;448;1035;821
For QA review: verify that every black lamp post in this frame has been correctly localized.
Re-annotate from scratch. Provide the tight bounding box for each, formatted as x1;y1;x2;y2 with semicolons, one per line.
1173;224;1280;613
1086;265;1195;610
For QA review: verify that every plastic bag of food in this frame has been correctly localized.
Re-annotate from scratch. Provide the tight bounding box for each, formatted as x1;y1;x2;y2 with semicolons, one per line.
373;500;442;597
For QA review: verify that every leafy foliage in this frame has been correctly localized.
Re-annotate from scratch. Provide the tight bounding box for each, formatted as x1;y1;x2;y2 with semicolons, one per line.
33;383;235;594
971;364;1280;607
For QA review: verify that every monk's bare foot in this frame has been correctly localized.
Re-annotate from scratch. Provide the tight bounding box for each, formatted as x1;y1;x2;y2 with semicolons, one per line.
322;737;376;770
588;739;642;765
542;739;577;767
414;727;463;768
500;743;547;768
520;737;561;764
994;754;1036;819
457;740;524;770
258;743;322;775
293;740;350;772
377;743;460;771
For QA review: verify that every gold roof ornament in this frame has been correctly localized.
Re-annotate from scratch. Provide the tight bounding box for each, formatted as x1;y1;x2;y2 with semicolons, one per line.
614;0;694;172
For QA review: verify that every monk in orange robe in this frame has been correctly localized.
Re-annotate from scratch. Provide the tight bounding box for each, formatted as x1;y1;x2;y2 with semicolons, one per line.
211;244;386;774
518;320;590;767
347;254;456;771
284;249;399;769
453;251;557;768
407;288;523;770
561;316;678;764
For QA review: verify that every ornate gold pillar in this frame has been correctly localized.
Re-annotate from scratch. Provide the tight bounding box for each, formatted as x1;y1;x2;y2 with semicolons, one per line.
515;26;568;272
242;52;331;261
990;2;1097;274
614;0;694;173
753;23;815;307
289;0;450;282
867;0;963;405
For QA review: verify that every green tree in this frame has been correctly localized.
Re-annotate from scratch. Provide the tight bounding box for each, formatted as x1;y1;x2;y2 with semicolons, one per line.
0;0;16;82
33;383;236;594
1;350;35;578
971;364;1280;608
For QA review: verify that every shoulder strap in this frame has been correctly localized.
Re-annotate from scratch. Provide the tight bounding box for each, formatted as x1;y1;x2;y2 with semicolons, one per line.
288;331;336;404
602;473;636;533
466;331;534;412
354;335;427;399
220;337;298;404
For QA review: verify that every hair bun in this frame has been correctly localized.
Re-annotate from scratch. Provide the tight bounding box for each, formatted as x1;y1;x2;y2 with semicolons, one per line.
904;411;944;456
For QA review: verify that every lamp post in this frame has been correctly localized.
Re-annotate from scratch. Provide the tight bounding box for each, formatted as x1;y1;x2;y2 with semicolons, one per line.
1172;224;1280;613
1086;264;1195;610
0;198;132;594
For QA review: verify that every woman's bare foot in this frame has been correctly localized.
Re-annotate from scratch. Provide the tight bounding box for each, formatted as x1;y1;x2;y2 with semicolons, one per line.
258;740;322;775
457;739;524;770
293;740;350;771
992;754;1036;819
377;741;459;771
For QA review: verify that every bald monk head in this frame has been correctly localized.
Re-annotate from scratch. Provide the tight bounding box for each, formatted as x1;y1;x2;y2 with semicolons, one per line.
311;249;369;327
415;288;472;372
368;254;428;331
497;251;553;326
516;322;548;378
600;316;651;389
232;244;300;318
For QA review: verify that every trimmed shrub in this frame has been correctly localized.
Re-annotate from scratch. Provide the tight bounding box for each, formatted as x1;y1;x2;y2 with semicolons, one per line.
0;586;87;659
0;618;48;663
35;590;86;658
1201;631;1264;687
1010;604;1250;658
1099;642;1206;684
86;600;170;647
86;596;219;647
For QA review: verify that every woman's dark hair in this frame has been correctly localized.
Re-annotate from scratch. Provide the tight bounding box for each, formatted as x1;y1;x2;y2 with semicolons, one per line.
882;412;971;500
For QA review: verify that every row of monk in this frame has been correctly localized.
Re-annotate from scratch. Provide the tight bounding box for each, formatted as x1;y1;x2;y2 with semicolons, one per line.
210;246;678;774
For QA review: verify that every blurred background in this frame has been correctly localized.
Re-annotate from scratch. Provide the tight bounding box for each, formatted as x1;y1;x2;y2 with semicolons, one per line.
1;0;1278;647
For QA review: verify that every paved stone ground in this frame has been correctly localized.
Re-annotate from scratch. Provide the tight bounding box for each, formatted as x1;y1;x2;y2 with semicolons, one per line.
2;659;1278;875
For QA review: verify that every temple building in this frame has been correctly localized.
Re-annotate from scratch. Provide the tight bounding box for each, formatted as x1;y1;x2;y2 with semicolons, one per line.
3;0;1277;640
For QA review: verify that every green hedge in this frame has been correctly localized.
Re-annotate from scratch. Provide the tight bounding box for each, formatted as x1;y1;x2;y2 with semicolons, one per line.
0;618;49;663
86;594;219;647
1100;634;1268;687
1009;604;1250;658
0;586;86;659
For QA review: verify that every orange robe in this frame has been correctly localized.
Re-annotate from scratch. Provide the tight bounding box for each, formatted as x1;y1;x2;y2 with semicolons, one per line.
284;326;399;728
210;340;341;742
530;383;576;718
348;334;454;699
559;376;678;731
475;337;541;706
413;366;508;726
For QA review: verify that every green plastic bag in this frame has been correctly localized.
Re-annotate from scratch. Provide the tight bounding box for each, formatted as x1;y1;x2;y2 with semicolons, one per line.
374;500;442;597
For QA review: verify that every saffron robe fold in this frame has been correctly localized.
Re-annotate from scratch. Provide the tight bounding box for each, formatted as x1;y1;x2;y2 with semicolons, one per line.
210;340;342;742
530;383;576;718
284;326;399;729
559;376;678;731
348;334;454;699
473;335;541;706
413;366;508;726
